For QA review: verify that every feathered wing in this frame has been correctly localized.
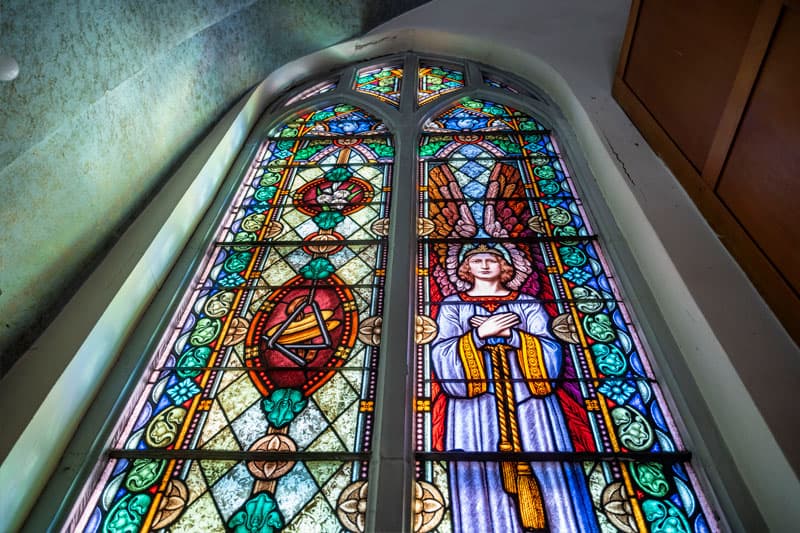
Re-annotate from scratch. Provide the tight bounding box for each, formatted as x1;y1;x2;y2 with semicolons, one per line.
486;163;597;450
427;164;477;295
426;163;479;451
484;163;534;291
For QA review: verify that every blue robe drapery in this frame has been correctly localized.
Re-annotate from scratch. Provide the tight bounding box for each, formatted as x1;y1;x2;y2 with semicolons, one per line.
431;293;599;532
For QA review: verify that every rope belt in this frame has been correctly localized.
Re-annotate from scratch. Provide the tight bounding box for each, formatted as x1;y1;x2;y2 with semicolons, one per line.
486;343;547;531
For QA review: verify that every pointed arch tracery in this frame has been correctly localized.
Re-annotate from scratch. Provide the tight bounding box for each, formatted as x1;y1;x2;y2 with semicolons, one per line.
59;56;720;533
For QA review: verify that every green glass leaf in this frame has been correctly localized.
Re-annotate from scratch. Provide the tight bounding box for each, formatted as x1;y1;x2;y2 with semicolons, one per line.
547;206;572;226
311;110;334;122
538;180;560;196
553;226;579;245
334;104;355;113
367;142;394;157
254;186;278;202
325;167;351;182
642;500;691;533
630;462;670;497
228;492;284;533
224;251;252;274
591;343;627;376
241;213;266;232
611;406;655;451
573;286;604;313
519;119;543;131
144;406;186;448
313;211;344;230
189;317;221;346
294;144;324;161
584;314;616;342
102;493;152;533
262;388;308;428
559;246;587;267
529;152;548;166
462;98;482;109
177;346;212;378
419;140;448;157
266;160;287;172
259;172;281;186
300;257;335;280
124;459;166;492
233;231;256;251
491;138;522;155
533;165;555;180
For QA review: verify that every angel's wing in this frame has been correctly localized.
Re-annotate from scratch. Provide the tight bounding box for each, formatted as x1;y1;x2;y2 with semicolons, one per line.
427;164;477;294
484;163;534;291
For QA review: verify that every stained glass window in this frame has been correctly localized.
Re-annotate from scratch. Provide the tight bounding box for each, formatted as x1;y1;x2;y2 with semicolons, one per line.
353;64;403;108
418;65;465;106
64;103;392;532
55;58;725;533
284;79;337;106
414;98;718;532
483;74;529;96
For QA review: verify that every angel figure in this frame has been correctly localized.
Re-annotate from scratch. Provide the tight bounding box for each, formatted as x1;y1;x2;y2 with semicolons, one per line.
427;162;598;532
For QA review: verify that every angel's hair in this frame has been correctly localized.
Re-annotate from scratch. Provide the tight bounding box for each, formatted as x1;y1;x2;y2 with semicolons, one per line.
457;255;515;286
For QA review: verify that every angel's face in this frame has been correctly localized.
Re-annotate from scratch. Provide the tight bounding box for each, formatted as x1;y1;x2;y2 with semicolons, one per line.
466;253;502;281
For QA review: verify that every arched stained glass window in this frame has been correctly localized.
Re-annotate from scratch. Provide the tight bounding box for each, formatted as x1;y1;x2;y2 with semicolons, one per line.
414;98;718;532
64;102;393;531
56;55;723;532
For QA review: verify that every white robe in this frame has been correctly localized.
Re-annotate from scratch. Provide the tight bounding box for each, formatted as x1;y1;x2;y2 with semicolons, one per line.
431;294;598;532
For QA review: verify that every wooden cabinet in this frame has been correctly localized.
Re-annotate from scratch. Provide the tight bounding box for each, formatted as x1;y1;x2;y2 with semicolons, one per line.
614;0;800;345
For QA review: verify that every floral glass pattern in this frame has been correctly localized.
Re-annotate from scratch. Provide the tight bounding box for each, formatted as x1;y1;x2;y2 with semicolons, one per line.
65;103;393;532
353;64;403;108
414;98;719;532
417;65;465;106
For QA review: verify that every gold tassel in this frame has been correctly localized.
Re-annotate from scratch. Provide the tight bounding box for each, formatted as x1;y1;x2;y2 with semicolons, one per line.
487;343;547;530
501;460;518;494
516;463;546;530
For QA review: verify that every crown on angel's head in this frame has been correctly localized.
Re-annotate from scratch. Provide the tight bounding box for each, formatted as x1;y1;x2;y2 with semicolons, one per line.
460;243;512;263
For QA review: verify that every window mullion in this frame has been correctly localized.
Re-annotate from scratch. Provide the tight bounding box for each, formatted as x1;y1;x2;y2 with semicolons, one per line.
365;53;420;533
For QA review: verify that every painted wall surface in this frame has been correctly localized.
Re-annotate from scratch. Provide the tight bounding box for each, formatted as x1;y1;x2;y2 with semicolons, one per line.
0;0;427;374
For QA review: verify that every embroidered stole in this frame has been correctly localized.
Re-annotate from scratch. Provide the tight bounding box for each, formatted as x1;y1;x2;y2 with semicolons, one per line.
459;331;551;530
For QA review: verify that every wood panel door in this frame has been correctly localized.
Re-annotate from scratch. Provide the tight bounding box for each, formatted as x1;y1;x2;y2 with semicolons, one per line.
614;0;800;346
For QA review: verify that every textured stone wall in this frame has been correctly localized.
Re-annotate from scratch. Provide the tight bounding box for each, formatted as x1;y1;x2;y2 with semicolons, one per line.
0;0;426;374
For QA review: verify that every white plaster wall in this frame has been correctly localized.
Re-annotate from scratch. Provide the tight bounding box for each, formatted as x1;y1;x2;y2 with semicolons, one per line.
2;1;799;530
